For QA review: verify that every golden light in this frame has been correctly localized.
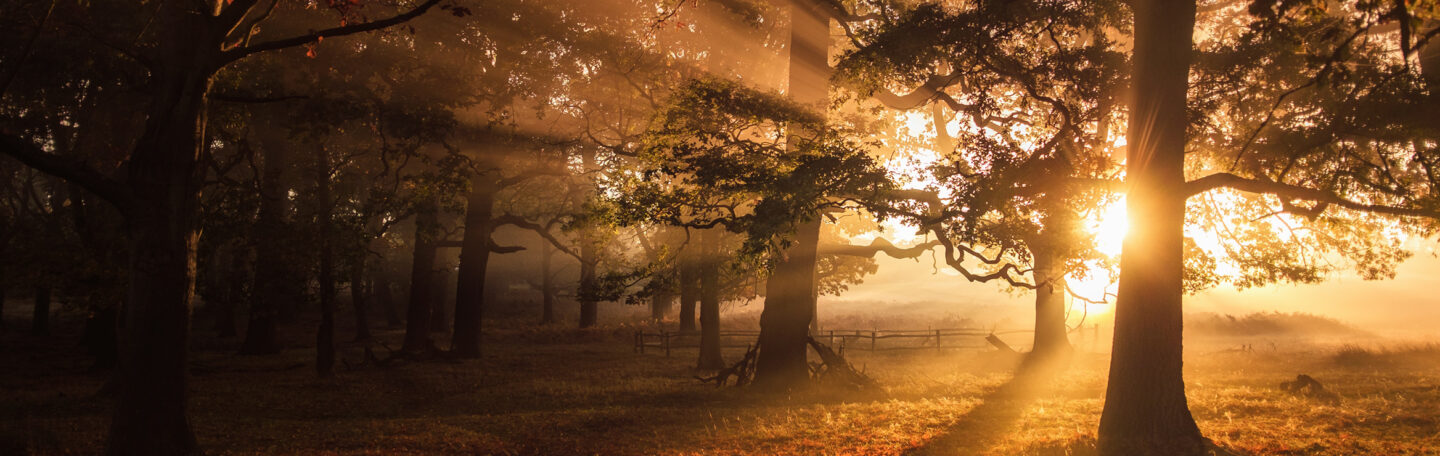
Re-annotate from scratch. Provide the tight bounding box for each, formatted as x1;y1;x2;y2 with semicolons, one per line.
1091;197;1129;258
1061;197;1129;317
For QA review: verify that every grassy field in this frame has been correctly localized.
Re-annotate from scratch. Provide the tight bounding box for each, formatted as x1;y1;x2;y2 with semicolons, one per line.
2;315;1439;455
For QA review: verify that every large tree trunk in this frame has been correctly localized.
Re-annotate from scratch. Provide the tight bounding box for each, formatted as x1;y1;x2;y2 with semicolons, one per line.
1026;243;1071;366
401;201;440;354
452;170;498;358
753;0;828;391
314;147;336;378
31;286;50;336
240;132;292;355
1096;0;1205;453
106;16;211;452
677;255;698;333
539;241;557;324
696;230;725;370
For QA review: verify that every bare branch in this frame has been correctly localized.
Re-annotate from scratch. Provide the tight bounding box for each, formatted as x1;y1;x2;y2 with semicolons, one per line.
0;133;133;212
220;0;443;64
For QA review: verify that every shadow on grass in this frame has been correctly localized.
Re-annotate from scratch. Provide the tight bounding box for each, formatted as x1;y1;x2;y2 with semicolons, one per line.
905;365;1057;456
905;357;1251;456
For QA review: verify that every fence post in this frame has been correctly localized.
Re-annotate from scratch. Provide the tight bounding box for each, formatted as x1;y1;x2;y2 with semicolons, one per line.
935;329;942;351
664;331;671;357
636;331;644;354
871;330;877;351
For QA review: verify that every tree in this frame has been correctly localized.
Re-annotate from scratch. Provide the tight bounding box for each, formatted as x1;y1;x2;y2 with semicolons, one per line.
752;0;832;391
832;0;1129;367
1098;1;1440;452
1093;0;1204;452
0;1;450;452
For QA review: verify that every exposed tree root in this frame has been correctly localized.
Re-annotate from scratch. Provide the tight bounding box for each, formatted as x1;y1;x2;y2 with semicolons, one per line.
806;337;877;391
695;338;877;390
696;344;758;387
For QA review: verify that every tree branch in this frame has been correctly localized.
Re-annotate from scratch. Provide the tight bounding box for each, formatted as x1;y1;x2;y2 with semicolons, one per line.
220;0;443;64
819;237;939;259
0;133;133;212
1184;172;1440;219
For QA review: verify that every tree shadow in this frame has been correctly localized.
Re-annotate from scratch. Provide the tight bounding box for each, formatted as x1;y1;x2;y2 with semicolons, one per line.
906;363;1061;455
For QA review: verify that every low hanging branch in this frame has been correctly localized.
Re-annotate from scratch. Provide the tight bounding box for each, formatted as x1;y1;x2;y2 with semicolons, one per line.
818;237;941;259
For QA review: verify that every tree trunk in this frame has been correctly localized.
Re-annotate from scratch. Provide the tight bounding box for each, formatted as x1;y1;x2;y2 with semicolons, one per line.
754;218;820;390
31;286;50;336
1026;243;1072;366
678;257;698;333
578;240;597;328
452;170;498;358
753;0;828;391
350;255;371;342
240;133;291;355
401;201;440;354
696;230;725;370
375;270;401;328
214;243;241;338
540;241;557;324
651;289;673;322
430;271;448;333
83;306;119;370
106;15;211;451
1096;0;1205;453
0;262;6;331
576;150;598;329
314;147;336;378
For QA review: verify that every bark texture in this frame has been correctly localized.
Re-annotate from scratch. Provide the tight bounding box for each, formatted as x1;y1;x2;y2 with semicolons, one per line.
401;201;440;354
696;230;725;370
452;170;498;358
1096;0;1205;453
677;254;699;333
753;0;828;391
240;134;291;356
314;146;336;378
106;10;211;453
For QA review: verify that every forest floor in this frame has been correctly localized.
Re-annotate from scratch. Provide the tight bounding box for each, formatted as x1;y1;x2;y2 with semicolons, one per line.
2;312;1440;455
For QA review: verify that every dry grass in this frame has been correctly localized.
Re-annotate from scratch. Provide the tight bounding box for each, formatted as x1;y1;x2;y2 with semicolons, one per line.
2;318;1439;455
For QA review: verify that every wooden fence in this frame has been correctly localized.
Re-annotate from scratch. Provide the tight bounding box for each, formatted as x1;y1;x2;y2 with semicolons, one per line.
634;328;1035;357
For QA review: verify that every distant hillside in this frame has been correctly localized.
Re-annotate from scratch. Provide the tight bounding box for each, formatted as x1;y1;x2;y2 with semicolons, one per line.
1186;311;1369;337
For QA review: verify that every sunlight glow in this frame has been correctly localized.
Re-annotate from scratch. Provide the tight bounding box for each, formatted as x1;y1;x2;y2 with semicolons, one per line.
1091;197;1128;258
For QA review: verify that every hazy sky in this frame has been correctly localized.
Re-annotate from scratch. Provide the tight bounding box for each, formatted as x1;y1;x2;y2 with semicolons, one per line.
819;246;1440;338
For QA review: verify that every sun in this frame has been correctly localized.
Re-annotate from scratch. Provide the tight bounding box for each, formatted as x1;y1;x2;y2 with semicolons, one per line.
1091;197;1128;258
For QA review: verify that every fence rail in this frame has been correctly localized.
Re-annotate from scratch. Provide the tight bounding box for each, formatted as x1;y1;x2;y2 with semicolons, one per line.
634;328;1035;357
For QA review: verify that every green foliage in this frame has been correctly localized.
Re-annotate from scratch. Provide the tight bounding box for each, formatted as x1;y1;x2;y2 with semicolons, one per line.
610;77;891;264
834;0;1128;293
1187;0;1440;287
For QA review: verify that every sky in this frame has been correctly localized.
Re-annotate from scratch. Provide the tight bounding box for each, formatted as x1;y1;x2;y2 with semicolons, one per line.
817;245;1440;339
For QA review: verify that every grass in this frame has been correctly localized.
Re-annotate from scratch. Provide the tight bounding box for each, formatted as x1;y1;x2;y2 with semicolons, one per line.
2;314;1439;455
